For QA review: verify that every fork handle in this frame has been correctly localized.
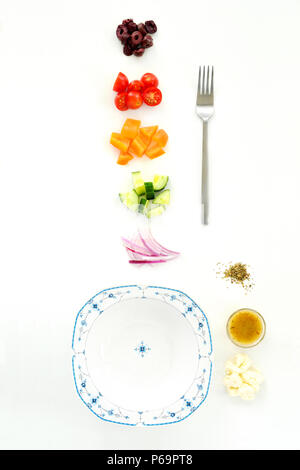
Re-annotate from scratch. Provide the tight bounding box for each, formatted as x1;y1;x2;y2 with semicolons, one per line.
201;120;209;225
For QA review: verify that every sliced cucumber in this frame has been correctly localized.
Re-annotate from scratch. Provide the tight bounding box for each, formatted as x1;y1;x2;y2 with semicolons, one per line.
132;171;145;196
119;190;139;212
119;193;126;203
144;182;155;200
146;205;165;218
143;200;150;214
153;175;169;191
153;189;170;205
138;197;150;214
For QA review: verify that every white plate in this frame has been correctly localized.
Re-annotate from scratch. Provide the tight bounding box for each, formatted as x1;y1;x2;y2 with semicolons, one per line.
72;285;212;426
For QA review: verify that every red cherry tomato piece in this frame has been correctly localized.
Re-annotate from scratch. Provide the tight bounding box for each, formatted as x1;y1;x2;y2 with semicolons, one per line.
127;91;143;109
141;73;159;89
115;92;128;111
128;80;145;93
113;72;129;93
142;87;162;107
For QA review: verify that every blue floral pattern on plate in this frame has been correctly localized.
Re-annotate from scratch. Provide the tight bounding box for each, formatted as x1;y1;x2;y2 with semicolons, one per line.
72;285;213;426
135;341;151;358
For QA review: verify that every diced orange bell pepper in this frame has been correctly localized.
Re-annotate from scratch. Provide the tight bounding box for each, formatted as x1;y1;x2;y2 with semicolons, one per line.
145;141;165;159
110;132;131;153
129;135;148;157
121;119;141;140
117;151;134;165
139;126;158;140
138;129;151;148
152;129;168;147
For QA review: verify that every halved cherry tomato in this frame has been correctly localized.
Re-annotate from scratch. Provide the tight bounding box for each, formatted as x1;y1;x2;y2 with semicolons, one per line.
128;80;144;93
127;91;143;109
114;92;128;111
113;72;129;93
141;73;159;89
142;87;162;107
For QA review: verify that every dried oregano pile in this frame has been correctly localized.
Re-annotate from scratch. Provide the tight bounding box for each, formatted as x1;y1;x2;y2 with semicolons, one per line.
217;262;254;292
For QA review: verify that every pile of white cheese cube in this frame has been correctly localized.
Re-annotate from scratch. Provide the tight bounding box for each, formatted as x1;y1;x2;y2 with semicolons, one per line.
224;353;264;401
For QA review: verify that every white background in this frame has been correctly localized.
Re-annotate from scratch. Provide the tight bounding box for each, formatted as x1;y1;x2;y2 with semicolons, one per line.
0;0;300;450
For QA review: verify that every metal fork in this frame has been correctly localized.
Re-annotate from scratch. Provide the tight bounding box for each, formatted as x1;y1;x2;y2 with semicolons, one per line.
196;66;214;225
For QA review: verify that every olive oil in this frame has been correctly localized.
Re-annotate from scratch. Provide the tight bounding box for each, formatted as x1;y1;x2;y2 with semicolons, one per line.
227;309;265;347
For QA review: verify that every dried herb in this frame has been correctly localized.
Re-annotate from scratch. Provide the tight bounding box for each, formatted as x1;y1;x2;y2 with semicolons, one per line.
217;262;254;292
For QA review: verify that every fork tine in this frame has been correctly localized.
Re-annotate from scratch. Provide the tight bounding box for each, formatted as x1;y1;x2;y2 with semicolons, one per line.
210;66;214;95
206;66;210;94
197;66;202;97
202;66;206;94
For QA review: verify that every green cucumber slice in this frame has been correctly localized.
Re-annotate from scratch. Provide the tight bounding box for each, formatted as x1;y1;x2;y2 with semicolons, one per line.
153;175;169;191
153;189;170;205
143;200;150;214
138;197;149;214
144;182;155;200
132;171;145;196
119;190;139;212
146;205;165;218
119;193;126;203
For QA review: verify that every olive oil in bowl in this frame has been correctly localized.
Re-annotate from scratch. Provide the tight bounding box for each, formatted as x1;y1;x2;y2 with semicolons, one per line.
227;309;266;348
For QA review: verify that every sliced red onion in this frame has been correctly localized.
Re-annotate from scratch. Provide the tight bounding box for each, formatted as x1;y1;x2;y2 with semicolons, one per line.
122;227;180;264
147;228;180;255
129;250;176;262
125;247;137;261
138;228;180;256
121;237;154;257
126;247;162;258
129;259;168;264
124;242;173;262
136;230;160;256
